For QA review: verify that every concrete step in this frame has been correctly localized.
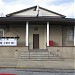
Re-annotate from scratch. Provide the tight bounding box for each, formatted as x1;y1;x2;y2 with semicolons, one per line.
18;51;61;60
19;52;56;57
19;54;56;58
18;57;62;61
19;55;59;59
19;55;59;60
30;52;48;55
29;49;48;52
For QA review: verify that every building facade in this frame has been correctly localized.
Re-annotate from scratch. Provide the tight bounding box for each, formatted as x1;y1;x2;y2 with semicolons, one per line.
0;6;75;69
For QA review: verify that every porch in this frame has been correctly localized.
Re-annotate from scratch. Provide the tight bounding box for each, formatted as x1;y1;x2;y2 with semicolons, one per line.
0;17;75;60
0;22;75;48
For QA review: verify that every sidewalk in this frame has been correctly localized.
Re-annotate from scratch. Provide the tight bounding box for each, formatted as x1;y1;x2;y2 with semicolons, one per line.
17;59;75;69
0;58;75;70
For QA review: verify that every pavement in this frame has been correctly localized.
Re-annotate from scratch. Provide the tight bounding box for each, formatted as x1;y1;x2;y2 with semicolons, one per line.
0;68;75;75
0;58;75;69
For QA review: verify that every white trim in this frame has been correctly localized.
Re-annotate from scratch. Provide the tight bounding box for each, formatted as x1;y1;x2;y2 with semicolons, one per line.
74;25;75;46
26;22;29;46
47;22;49;46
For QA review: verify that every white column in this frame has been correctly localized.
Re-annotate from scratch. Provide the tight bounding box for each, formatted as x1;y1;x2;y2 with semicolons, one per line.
26;22;29;46
74;25;75;46
47;22;49;46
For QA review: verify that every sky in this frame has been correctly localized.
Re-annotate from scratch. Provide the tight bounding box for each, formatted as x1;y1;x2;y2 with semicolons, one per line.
0;0;74;18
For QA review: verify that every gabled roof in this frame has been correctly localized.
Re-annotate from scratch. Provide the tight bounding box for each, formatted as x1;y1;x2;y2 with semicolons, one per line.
6;5;66;18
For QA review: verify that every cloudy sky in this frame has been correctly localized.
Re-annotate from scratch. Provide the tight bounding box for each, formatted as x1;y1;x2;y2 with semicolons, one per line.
0;0;74;18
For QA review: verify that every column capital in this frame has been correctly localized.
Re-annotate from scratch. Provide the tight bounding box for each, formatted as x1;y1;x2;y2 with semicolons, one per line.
47;22;49;24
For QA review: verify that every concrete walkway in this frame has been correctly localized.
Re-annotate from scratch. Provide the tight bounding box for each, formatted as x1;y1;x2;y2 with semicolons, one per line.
0;58;75;69
17;59;75;69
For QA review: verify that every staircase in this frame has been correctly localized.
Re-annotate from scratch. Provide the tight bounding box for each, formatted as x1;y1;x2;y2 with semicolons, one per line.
18;49;61;61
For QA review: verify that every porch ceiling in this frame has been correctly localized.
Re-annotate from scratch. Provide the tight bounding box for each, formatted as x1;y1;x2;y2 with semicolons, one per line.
0;17;75;25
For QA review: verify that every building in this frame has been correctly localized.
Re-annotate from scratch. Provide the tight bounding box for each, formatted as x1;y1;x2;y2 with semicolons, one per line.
0;6;75;69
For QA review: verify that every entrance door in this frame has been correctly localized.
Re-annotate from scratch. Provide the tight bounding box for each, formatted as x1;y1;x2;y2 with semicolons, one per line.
33;34;39;49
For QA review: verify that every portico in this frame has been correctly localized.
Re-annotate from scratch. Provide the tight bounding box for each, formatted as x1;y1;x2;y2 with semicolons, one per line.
25;21;50;49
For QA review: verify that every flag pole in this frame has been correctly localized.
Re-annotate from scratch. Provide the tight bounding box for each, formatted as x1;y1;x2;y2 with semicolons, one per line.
37;5;39;16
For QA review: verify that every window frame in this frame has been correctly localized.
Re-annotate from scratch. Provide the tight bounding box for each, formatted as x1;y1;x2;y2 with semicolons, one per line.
0;29;4;37
66;26;74;42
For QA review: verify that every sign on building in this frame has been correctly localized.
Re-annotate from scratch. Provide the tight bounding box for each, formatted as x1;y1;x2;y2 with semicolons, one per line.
0;38;17;46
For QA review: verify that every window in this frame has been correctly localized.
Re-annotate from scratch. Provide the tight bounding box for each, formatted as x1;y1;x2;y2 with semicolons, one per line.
62;25;74;46
0;29;4;37
67;26;74;41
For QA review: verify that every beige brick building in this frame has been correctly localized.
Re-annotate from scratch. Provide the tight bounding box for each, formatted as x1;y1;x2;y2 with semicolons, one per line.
0;6;75;69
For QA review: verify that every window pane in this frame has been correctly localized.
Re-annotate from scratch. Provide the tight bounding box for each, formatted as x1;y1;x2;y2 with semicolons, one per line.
67;36;73;41
63;26;74;46
67;30;73;36
0;29;3;37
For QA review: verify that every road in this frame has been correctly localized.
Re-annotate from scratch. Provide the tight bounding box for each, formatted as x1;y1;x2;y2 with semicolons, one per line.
0;68;75;75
